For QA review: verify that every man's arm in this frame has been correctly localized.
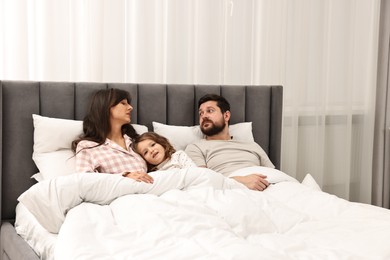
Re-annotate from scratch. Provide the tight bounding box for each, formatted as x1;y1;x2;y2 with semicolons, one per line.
253;143;275;168
184;143;207;167
231;174;269;191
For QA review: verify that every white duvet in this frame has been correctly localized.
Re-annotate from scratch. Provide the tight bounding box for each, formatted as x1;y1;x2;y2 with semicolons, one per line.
18;167;390;260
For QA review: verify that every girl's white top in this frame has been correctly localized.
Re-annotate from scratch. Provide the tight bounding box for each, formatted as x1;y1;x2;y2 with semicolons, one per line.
156;150;197;171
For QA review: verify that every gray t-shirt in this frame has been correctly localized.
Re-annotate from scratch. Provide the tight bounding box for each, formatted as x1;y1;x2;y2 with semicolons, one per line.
185;139;275;177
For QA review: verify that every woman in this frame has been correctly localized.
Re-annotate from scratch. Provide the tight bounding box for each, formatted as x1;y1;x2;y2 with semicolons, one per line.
71;88;153;183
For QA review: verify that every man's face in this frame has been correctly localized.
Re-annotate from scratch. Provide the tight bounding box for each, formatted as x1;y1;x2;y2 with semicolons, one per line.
198;101;228;136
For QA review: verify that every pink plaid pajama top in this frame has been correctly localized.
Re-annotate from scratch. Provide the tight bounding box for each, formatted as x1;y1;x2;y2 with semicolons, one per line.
75;134;147;174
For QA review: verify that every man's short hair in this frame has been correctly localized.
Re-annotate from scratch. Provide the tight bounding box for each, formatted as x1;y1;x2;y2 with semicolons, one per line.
198;94;230;113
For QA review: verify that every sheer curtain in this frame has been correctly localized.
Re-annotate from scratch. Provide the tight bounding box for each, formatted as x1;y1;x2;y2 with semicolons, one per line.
373;0;390;208
0;0;380;203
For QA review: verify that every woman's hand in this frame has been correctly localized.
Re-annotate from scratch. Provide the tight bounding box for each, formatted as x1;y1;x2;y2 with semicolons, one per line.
123;171;154;184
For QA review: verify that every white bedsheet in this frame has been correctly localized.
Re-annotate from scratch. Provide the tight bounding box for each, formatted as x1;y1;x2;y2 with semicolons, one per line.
55;185;390;260
15;203;57;260
17;167;390;259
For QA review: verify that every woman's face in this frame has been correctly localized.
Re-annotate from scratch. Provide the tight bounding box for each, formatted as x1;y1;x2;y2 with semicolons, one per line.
136;139;166;166
110;99;133;125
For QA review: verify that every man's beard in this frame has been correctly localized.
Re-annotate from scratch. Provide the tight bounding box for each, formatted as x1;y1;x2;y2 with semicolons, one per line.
200;120;226;136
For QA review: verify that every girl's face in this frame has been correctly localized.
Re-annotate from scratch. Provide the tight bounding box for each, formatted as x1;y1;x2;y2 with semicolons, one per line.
136;139;166;166
110;99;133;125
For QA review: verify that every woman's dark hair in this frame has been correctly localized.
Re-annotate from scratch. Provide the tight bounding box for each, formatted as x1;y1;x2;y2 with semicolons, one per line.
198;94;230;113
133;132;176;172
71;88;138;152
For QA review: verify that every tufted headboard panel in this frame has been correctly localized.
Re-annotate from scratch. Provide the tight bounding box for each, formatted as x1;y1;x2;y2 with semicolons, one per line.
0;81;283;221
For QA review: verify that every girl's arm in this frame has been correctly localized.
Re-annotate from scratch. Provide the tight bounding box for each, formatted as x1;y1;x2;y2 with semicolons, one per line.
176;150;197;168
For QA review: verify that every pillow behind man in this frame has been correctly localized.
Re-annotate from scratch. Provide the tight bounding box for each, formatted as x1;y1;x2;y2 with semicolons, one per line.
152;121;254;151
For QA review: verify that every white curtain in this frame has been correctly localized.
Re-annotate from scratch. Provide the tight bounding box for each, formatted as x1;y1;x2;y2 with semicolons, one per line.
0;0;380;204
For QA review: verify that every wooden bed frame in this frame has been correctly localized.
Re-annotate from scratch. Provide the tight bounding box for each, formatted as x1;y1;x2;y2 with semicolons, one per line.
0;81;283;259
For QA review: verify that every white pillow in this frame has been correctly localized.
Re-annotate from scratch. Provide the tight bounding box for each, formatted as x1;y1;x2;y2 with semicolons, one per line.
152;121;254;150
153;122;203;150
33;114;83;154
229;122;254;142
33;150;76;180
301;174;322;191
132;124;149;135
32;114;148;180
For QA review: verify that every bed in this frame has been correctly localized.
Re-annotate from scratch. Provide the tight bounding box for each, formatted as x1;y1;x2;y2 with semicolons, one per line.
1;81;390;260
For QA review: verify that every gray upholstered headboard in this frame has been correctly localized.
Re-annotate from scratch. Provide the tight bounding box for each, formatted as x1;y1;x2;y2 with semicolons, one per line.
0;81;283;222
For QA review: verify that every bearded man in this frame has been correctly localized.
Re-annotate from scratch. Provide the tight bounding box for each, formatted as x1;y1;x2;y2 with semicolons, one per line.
185;94;275;191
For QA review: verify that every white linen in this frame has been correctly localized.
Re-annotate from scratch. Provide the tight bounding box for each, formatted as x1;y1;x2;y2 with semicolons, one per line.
18;167;244;233
55;183;390;260
17;167;390;259
14;203;57;260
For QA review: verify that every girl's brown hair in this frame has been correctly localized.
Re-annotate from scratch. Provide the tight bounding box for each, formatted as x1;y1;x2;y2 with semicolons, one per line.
133;132;176;172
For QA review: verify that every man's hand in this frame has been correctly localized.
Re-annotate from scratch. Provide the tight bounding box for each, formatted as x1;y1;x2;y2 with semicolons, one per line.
123;171;154;184
231;174;269;191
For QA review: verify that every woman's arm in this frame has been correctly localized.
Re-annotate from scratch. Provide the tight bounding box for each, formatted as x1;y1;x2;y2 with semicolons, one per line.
123;171;154;183
75;141;97;173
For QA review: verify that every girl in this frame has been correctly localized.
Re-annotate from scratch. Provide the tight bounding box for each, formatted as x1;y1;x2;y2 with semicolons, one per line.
71;88;153;183
133;132;196;172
